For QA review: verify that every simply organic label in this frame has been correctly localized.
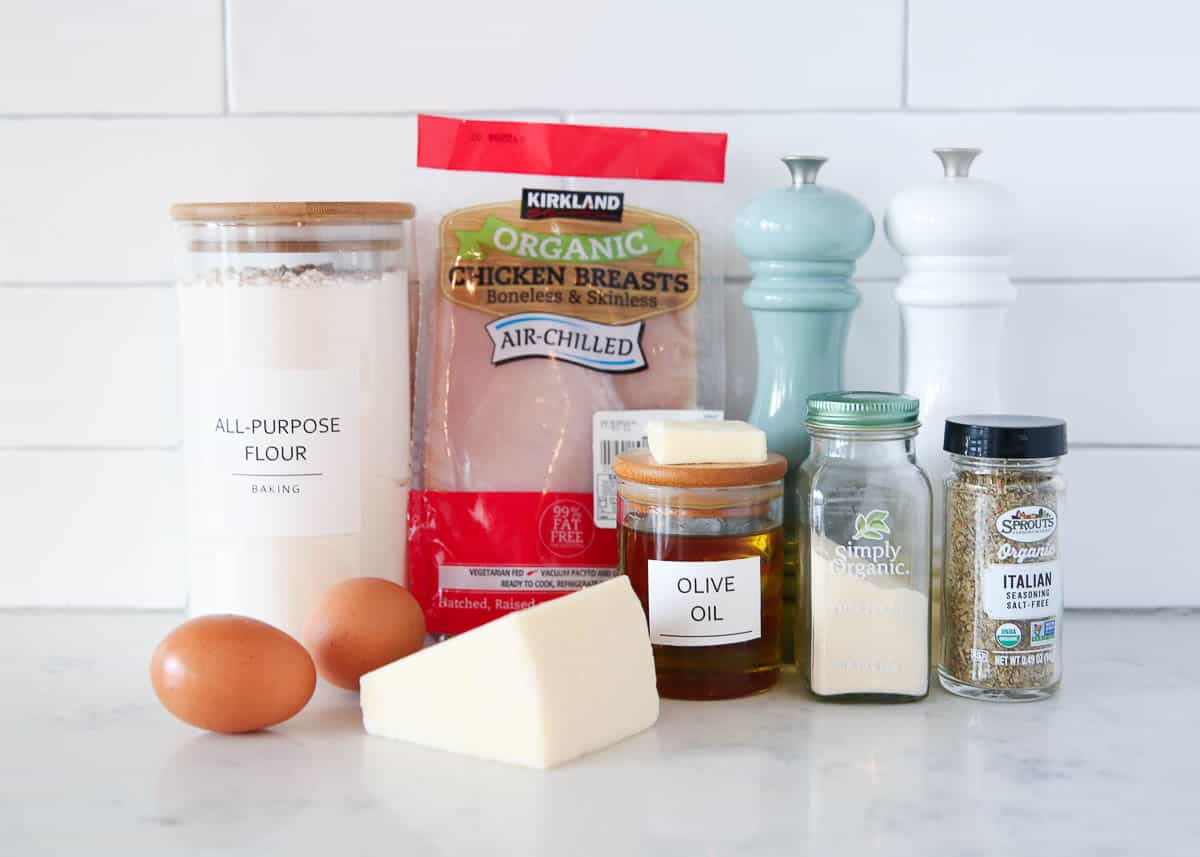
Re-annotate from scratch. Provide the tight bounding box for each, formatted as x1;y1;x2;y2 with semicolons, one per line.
439;200;700;329
831;510;911;578
181;368;361;538
648;557;761;647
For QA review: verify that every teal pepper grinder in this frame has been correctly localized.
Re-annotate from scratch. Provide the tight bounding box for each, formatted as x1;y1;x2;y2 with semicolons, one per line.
734;156;875;664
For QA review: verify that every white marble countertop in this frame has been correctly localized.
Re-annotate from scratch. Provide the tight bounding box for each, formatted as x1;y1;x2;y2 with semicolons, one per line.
2;610;1196;856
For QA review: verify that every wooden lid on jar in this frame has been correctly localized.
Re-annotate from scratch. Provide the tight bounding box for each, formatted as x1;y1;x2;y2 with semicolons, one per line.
170;201;416;224
613;448;787;488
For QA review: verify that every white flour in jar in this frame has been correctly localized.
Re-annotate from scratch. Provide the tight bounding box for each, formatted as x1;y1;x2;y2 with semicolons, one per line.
178;264;409;638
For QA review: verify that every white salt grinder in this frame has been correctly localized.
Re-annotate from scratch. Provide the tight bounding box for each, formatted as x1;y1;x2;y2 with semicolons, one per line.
884;148;1017;557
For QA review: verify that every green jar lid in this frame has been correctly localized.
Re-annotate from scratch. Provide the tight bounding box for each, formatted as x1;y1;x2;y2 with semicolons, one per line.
806;391;920;429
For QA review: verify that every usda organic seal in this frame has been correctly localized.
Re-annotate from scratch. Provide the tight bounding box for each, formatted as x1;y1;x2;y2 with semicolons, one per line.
995;622;1022;649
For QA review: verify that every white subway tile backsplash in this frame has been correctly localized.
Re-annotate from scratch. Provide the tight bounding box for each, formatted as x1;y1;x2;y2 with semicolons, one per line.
0;450;183;607
227;0;903;113
0;287;178;447
5;113;1200;286
909;0;1200;108
571;112;1200;281
1004;282;1200;446
1062;449;1200;607
0;2;224;114
0;115;556;284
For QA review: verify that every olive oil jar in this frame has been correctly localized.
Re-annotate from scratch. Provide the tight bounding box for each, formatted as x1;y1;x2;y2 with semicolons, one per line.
614;449;787;700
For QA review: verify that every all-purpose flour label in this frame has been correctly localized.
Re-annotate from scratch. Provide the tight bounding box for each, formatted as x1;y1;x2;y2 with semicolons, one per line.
648;556;761;647
182;368;361;538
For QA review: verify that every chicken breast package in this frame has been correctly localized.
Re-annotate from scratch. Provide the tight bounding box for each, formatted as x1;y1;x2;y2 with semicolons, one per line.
410;115;728;634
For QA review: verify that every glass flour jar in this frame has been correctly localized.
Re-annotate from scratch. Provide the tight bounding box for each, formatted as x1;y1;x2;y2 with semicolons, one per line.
939;415;1068;702
171;202;415;639
800;392;932;701
614;448;787;700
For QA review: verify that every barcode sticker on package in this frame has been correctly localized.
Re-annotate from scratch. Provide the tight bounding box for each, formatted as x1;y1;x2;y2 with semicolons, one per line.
592;409;723;528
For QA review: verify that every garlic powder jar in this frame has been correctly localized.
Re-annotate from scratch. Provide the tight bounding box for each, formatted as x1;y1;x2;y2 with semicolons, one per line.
171;202;415;638
800;392;932;701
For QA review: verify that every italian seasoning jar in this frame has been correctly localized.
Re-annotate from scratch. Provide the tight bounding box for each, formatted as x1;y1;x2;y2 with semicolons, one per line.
800;392;932;702
939;415;1068;702
614;449;787;700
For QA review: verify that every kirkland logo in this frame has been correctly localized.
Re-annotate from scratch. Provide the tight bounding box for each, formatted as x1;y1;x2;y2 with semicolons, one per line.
521;188;624;222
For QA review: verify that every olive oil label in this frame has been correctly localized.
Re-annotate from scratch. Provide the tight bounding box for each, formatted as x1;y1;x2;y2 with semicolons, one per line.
647;556;761;647
181;368;361;538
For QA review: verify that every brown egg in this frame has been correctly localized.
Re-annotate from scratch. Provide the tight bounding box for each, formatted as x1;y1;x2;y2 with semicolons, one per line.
150;615;316;733
303;577;426;690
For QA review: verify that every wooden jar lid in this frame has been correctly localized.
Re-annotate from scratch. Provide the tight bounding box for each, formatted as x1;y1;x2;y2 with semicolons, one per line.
613;448;787;488
170;201;416;224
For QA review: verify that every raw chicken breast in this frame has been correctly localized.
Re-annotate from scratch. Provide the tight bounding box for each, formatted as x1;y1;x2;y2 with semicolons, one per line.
422;298;494;491
612;306;699;411
423;296;624;493
457;357;624;493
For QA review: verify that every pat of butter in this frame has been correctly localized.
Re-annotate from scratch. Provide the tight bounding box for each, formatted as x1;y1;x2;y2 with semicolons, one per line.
646;419;768;465
360;576;659;769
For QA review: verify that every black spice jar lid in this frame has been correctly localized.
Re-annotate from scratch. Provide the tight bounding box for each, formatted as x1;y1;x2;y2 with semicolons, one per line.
944;415;1068;459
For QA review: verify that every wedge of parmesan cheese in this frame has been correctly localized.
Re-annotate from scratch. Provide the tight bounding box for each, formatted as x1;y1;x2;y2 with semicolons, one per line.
646;419;768;465
360;576;659;769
